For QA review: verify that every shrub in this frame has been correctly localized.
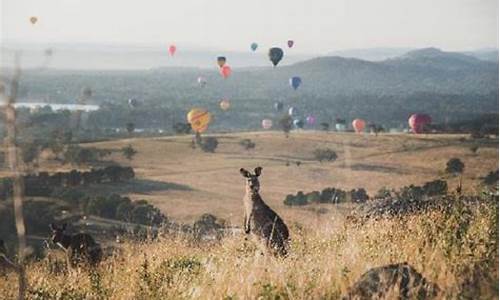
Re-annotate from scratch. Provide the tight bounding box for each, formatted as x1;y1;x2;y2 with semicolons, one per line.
446;158;465;175
375;187;392;199
349;188;369;203
173;123;192;135
279;115;293;137
306;191;321;203
483;170;499;186
239;139;256;151
122;144;138;160
313;148;338;163
199;137;219;153
283;191;309;206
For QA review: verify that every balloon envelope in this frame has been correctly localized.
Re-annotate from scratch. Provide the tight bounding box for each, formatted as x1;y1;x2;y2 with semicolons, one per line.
289;76;302;90
287;40;294;48
128;98;139;108
288;107;297;116
352;119;366;133
168;45;176;56
220;65;232;79
306;115;316;125
408;114;431;134
217;56;226;68
187;108;212;133
30;16;38;24
219;99;230;111
262;119;273;129
250;42;258;51
335;123;347;132
293;119;304;129
268;47;284;67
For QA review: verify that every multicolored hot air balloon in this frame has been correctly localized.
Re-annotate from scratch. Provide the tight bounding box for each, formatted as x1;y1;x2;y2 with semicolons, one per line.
250;42;258;51
219;99;230;111
30;16;38;24
352;119;366;133
220;65;232;79
289;76;302;90
268;47;284;67
287;40;294;48
197;76;207;87
187;108;212;133
262;119;273;129
274;101;284;112
288;107;297;116
217;56;226;68
408;114;431;134
168;45;176;56
306;115;316;125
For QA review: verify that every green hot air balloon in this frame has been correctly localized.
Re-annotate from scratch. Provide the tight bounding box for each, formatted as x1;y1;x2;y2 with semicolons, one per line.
268;47;284;67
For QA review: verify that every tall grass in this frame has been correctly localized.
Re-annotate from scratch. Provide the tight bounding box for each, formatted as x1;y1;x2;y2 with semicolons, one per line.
0;195;497;299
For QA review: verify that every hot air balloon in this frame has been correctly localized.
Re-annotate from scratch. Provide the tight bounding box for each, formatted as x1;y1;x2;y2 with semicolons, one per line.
306;115;316;125
187;108;212;133
335;123;346;132
168;45;176;56
262;119;273;130
289;76;302;90
408;114;431;134
128;98;139;108
250;42;258;51
287;40;294;48
219;99;230;111
217;56;226;68
352;119;366;133
274;101;284;112
268;47;284;67
197;76;207;87
220;65;232;79
293;119;304;129
30;16;38;24
288;107;297;116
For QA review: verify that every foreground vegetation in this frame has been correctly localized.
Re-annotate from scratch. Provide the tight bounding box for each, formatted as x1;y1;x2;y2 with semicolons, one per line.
1;192;497;299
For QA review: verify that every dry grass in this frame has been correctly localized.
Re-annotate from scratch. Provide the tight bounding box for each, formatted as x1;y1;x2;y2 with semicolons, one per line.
1;194;498;299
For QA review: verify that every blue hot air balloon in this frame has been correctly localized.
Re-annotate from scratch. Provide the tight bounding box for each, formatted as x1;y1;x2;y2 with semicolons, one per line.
289;76;302;90
250;42;258;51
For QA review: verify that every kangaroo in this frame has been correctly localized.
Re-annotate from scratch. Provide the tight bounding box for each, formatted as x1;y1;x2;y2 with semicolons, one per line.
343;262;440;300
240;167;290;256
49;223;102;267
0;239;19;275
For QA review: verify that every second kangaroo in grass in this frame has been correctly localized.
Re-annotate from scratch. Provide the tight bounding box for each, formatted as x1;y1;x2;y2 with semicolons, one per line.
50;223;102;268
240;167;290;256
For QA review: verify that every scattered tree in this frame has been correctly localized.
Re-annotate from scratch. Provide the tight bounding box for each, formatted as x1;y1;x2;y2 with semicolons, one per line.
122;144;138;160
279;115;293;137
126;122;135;135
446;158;465;176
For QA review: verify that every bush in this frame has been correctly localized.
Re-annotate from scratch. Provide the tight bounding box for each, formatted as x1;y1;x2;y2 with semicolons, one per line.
446;158;465;175
306;191;321;203
375;187;392;199
283;191;308;206
173;123;192;135
239;139;256;151
349;188;369;203
122;144;138;160
279;115;293;137
313;148;338;163
199;137;219;153
483;170;499;186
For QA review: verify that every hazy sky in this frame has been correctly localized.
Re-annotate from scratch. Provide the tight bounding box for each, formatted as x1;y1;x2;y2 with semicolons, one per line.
1;0;498;54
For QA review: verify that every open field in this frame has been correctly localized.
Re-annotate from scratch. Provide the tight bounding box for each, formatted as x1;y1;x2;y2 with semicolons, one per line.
76;131;497;224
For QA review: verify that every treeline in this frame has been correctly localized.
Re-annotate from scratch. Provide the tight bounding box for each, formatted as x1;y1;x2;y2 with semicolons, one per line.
0;166;134;198
284;179;448;206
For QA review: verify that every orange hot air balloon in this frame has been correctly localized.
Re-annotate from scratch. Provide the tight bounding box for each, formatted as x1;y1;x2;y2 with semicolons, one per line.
187;108;212;133
168;45;176;56
352;119;366;133
220;65;232;79
219;99;230;111
30;16;38;24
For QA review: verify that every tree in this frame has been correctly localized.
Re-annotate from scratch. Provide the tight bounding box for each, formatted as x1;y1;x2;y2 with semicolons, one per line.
173;123;192;135
313;148;338;163
320;122;330;132
239;139;256;151
446;158;465;176
122;144;137;160
279;115;293;138
199;137;219;153
126;122;135;135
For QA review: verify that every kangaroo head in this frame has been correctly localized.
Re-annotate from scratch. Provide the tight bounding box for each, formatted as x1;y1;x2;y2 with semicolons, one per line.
49;223;68;247
240;167;262;193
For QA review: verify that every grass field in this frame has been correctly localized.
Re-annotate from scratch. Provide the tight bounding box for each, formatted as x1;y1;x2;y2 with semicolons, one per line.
0;131;498;299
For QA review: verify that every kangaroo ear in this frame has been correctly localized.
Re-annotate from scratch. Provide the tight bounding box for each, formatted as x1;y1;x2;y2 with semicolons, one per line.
240;168;250;178
254;167;262;177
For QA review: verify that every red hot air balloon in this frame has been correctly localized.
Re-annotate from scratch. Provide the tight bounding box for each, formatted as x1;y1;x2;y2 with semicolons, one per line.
220;65;232;79
352;119;366;133
408;114;432;134
168;45;176;56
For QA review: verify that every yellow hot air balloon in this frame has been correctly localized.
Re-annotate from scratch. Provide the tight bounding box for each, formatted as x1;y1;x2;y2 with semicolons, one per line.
219;99;230;111
187;108;212;133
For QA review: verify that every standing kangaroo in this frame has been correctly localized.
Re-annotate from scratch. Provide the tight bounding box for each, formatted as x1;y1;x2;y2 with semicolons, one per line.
49;223;102;267
240;167;290;256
